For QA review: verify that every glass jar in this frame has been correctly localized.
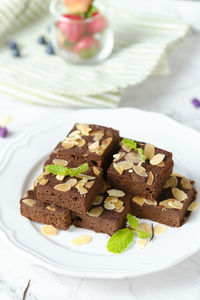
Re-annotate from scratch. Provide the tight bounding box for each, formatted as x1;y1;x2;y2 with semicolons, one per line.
50;0;114;64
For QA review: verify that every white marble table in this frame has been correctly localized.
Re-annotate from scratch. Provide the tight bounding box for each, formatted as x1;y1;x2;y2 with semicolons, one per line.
1;0;200;299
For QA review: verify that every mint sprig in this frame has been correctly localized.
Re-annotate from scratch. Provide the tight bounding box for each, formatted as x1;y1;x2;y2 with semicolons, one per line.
122;138;146;162
45;163;89;177
136;230;151;239
84;4;98;18
107;228;134;254
127;214;139;231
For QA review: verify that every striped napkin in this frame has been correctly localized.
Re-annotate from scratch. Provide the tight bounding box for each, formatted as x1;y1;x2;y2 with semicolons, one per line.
0;0;189;107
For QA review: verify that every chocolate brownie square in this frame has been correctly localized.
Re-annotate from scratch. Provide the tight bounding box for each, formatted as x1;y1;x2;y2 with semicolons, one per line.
35;161;103;214
46;123;120;170
72;182;131;236
131;175;196;227
107;139;173;200
20;190;72;230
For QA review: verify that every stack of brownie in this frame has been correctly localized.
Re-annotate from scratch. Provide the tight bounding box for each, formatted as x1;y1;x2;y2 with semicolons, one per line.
20;123;196;236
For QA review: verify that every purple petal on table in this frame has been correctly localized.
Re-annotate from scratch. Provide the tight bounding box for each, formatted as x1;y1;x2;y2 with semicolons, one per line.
192;98;200;108
0;127;8;138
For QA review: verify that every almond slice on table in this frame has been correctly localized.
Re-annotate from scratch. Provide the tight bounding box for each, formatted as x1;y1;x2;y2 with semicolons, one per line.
144;143;155;160
172;188;188;201
136;239;147;248
72;235;92;246
140;222;152;235
154;224;166;234
150;153;165;166
41;225;57;236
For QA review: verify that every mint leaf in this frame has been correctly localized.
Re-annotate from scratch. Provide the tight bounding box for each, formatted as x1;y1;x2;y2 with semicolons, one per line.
122;138;137;150
85;5;98;18
137;148;146;163
137;230;151;239
45;165;67;176
127;214;139;230
107;228;134;254
45;163;89;177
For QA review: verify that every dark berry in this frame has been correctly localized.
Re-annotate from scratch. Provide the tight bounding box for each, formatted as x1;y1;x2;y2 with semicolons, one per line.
46;43;54;55
8;40;17;49
12;48;20;57
37;36;47;45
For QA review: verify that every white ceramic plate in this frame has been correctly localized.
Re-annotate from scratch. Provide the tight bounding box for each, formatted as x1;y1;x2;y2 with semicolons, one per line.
0;108;199;279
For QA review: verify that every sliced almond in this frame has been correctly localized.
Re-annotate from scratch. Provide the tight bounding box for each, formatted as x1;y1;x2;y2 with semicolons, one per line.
164;176;178;188
93;132;104;142
144;143;155;160
172;188;188;201
121;143;131;152
188;201;199;211
62;139;78;149
53;159;68;166
168;200;183;209
181;177;192;190
146;172;154;186
140;222;152;235
104;196;118;203
159;199;175;208
114;200;124;210
144;199;157;206
66;178;77;187
76;174;95;180
76;123;91;136
72;235;92;246
78;139;86;147
38;178;48;186
22;199;35;207
113;152;125;162
88;141;99;151
87;206;103;217
113;163;123;175
76;184;88;195
90;130;103;136
107;189;125;197
46;205;56;212
93;166;100;176
82;153;88;157
53;183;71;192
101;137;112;150
93;195;103;205
136;239;147;248
125;152;141;163
85;181;94;188
150;153;165;166
114;205;124;213
157;161;165;167
132;196;145;206
41;225;57;236
133;165;148;177
117;160;133;170
154;224;166;234
56;175;65;181
68;129;81;137
104;202;115;210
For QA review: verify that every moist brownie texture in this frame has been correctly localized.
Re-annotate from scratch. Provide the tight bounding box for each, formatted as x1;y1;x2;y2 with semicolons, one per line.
131;175;196;227
107;140;173;200
20;190;72;230
72;182;131;236
46;123;120;170
35;161;103;214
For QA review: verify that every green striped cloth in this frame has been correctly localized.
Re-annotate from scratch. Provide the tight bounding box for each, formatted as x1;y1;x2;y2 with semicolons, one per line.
0;0;189;107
